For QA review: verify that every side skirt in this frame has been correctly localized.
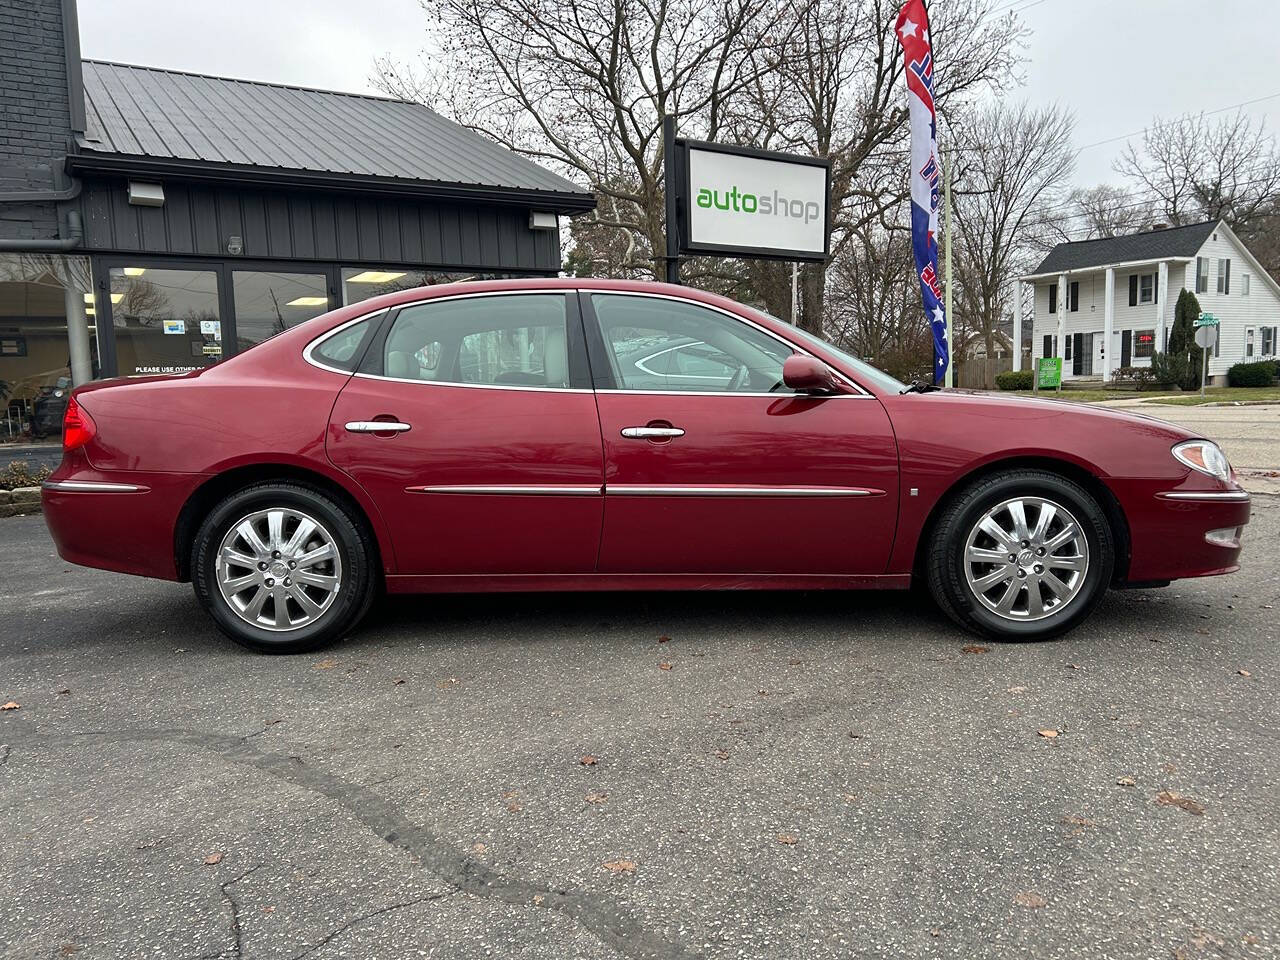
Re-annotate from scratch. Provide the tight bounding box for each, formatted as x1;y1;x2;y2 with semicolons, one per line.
384;573;914;595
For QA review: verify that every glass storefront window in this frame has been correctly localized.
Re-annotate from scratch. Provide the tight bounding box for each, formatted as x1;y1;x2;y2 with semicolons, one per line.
108;267;222;376
1;253;93;441
341;267;506;306
232;271;331;350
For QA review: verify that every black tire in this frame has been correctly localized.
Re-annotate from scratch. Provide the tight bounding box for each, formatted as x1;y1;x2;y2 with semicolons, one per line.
925;469;1114;642
191;481;378;653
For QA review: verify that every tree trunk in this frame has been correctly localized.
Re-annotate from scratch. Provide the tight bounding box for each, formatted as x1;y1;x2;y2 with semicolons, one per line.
798;263;826;336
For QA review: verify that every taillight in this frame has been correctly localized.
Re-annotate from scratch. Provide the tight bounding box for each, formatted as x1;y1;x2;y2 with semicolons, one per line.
63;394;96;452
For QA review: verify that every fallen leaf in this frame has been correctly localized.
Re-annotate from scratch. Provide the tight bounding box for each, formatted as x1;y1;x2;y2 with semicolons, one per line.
1;701;19;711
848;731;863;739
789;658;803;666
580;755;598;766
1067;663;1083;670
501;790;518;799
657;635;671;644
715;750;729;760
313;659;338;670
1037;729;1059;739
1013;891;1047;909
392;678;406;686
262;905;276;914
507;800;523;813
776;834;798;845
1161;762;1177;773
961;644;990;655
658;662;673;671
203;852;224;865
1238;669;1252;677
1156;791;1205;816
470;842;488;854
1116;776;1136;787
533;894;545;905
585;792;608;805
57;689;70;696
60;947;81;957
1007;685;1027;694
929;929;941;938
1062;814;1096;827
602;859;636;873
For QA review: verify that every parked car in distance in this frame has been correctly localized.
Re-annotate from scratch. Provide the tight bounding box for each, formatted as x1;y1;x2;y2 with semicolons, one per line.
42;279;1250;653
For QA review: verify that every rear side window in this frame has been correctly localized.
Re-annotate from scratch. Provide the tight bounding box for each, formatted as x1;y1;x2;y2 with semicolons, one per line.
380;294;571;388
312;318;373;371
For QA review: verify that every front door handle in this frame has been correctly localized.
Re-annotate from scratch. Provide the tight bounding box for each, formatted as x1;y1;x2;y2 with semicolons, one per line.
345;420;411;433
620;426;685;439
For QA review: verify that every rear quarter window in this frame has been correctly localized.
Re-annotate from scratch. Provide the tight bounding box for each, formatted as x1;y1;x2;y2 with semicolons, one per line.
311;318;373;371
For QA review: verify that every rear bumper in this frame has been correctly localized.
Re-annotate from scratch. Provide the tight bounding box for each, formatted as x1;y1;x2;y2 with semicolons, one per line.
1115;481;1251;583
42;468;202;581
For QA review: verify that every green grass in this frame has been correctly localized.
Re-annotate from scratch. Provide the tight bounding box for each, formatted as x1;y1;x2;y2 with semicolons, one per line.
1006;389;1175;403
1002;386;1280;405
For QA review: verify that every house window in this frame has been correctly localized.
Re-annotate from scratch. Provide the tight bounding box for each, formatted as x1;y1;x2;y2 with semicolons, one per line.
1134;329;1156;359
1246;328;1255;358
1196;257;1209;294
1264;327;1277;357
1048;285;1057;314
1242;273;1251;296
1139;274;1155;304
1064;335;1072;360
1043;334;1054;358
1069;281;1079;312
1217;258;1231;294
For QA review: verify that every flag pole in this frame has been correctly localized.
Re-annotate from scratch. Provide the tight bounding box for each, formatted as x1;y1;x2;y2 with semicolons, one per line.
942;147;954;388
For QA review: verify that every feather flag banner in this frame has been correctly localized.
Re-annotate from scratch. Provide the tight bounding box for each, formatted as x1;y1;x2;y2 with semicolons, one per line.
895;0;949;384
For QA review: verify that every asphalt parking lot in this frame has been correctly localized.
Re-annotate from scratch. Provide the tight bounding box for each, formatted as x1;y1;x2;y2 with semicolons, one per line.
1;501;1277;960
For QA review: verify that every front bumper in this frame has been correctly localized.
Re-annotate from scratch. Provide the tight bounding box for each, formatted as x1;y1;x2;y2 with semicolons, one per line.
1112;480;1251;583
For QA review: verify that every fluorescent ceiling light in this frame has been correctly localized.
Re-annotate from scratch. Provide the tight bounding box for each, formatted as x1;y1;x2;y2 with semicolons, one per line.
85;307;95;316
123;267;146;276
286;296;328;307
346;271;407;284
84;293;93;304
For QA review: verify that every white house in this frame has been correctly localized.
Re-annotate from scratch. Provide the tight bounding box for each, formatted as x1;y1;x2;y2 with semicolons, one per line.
1015;220;1280;384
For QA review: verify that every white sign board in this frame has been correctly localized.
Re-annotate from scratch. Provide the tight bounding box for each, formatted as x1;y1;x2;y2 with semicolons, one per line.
683;143;829;261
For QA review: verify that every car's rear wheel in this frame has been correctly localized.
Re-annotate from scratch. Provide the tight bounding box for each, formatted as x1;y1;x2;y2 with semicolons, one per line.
926;469;1114;641
192;482;376;653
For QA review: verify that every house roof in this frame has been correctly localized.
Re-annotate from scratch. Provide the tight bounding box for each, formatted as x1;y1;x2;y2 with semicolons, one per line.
73;60;593;211
1030;220;1219;276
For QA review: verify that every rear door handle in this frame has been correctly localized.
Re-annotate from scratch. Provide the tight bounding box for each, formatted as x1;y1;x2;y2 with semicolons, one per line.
620;426;685;439
345;421;411;433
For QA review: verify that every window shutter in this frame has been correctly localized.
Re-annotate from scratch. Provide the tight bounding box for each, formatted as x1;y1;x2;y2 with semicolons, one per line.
1048;285;1057;314
1196;257;1204;293
1128;275;1138;306
1043;334;1052;358
1154;278;1158;304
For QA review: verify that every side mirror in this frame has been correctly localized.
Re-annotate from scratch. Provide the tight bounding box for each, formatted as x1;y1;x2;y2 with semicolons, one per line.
783;354;843;394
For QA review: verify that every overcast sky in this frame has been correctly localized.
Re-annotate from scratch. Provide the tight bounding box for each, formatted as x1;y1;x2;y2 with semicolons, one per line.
77;0;1278;187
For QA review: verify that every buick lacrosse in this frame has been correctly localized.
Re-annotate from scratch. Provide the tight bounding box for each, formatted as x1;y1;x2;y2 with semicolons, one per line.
42;279;1249;652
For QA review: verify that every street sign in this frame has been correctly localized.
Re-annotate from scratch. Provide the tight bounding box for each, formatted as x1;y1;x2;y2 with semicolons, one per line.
1195;312;1220;327
1194;325;1218;350
1037;357;1063;390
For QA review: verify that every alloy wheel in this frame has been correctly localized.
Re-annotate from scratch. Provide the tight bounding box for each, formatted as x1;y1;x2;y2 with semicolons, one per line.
962;496;1089;622
215;508;343;632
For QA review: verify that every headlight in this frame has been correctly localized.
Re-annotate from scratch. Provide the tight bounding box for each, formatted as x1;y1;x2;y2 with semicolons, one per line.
1172;440;1232;481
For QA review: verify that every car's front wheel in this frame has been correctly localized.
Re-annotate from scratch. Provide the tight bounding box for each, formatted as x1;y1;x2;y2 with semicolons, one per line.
192;482;377;653
926;469;1115;641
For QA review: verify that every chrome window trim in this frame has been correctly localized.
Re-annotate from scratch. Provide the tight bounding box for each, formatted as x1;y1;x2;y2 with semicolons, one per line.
352;372;595;394
407;484;603;496
585;289;874;397
1155;490;1251;502
607;484;884;497
302;307;390;375
43;480;149;493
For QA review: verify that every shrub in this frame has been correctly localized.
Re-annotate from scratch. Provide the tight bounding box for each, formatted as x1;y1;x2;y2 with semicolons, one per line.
0;460;51;491
1148;352;1191;390
995;369;1033;390
1227;360;1278;387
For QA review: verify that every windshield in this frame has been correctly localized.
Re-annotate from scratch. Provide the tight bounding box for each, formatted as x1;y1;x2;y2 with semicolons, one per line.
750;311;907;394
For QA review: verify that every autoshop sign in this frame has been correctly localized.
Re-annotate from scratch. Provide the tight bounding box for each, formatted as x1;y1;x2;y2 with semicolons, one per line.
677;138;831;262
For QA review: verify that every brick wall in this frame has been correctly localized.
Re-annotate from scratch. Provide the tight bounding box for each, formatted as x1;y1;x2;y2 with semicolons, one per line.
0;0;75;238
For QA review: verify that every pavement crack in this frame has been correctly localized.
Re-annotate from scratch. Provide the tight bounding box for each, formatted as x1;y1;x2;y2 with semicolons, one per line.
285;893;447;960
220;865;262;959
9;729;699;960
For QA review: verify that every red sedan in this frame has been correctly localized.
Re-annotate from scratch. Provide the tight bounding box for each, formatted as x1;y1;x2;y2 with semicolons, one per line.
42;279;1249;652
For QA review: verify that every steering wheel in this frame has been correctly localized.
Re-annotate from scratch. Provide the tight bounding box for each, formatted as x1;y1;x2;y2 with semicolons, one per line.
727;364;750;392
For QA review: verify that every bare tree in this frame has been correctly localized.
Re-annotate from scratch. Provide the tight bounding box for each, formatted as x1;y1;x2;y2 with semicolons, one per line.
1064;184;1150;240
950;101;1075;386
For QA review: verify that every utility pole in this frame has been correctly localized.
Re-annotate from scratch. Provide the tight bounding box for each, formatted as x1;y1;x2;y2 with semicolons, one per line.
791;262;799;324
662;115;681;285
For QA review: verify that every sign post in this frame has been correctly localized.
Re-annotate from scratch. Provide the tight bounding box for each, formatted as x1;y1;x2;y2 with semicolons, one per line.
662;115;681;285
1194;312;1220;398
1037;357;1063;393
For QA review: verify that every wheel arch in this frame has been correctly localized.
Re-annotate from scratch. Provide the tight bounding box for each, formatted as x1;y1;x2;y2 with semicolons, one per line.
910;456;1131;585
174;462;391;582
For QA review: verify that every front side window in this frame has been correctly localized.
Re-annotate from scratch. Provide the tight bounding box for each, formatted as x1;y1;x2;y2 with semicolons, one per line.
379;294;570;388
591;294;791;393
1134;329;1156;359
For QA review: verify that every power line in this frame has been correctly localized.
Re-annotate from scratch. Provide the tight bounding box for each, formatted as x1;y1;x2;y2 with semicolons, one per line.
1074;91;1280;154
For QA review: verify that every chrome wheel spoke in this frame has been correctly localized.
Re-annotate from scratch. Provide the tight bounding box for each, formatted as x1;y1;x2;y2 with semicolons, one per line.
217;507;342;633
964;495;1089;623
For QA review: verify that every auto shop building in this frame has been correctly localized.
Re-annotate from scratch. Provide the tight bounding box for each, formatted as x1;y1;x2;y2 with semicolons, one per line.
0;0;594;438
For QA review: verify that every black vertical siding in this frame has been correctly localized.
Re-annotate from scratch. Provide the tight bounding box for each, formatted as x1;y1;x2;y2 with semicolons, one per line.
75;178;563;272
